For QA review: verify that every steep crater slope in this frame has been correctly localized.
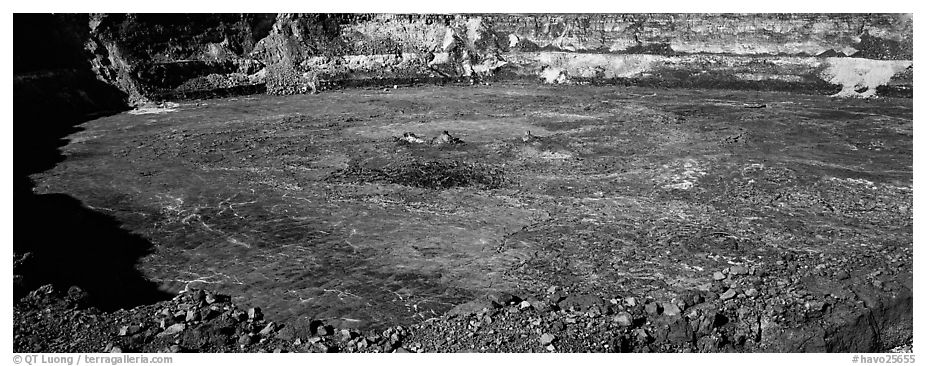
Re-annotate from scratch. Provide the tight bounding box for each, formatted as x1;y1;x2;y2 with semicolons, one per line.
74;13;913;102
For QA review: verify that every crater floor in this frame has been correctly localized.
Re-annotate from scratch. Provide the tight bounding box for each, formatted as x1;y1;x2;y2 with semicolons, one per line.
32;83;912;333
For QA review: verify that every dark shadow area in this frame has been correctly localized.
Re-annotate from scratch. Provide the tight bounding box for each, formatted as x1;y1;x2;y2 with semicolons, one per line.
14;192;174;310
14;13;173;309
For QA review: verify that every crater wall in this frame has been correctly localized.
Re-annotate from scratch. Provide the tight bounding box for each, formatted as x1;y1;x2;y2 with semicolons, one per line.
15;13;915;106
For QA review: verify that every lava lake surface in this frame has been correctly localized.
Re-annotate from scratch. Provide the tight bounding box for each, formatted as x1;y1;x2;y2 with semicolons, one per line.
31;82;912;331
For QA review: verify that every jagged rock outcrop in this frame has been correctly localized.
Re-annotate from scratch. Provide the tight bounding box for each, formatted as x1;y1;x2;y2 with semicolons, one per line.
59;13;911;101
15;13;916;106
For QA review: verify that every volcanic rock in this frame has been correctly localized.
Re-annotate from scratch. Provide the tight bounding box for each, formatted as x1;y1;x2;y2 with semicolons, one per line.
248;307;262;321
662;303;681;317
720;289;737;301
539;333;555;346
158;323;185;337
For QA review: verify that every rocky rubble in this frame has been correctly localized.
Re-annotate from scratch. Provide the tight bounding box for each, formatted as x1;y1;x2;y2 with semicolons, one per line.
15;284;415;353
15;263;912;354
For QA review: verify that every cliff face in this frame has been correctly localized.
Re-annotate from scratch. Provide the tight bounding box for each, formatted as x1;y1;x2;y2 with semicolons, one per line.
16;13;915;108
14;14;130;185
492;14;912;58
14;14;129;114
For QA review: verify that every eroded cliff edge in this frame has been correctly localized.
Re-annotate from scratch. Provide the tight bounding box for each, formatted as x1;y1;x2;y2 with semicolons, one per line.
18;13;912;107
